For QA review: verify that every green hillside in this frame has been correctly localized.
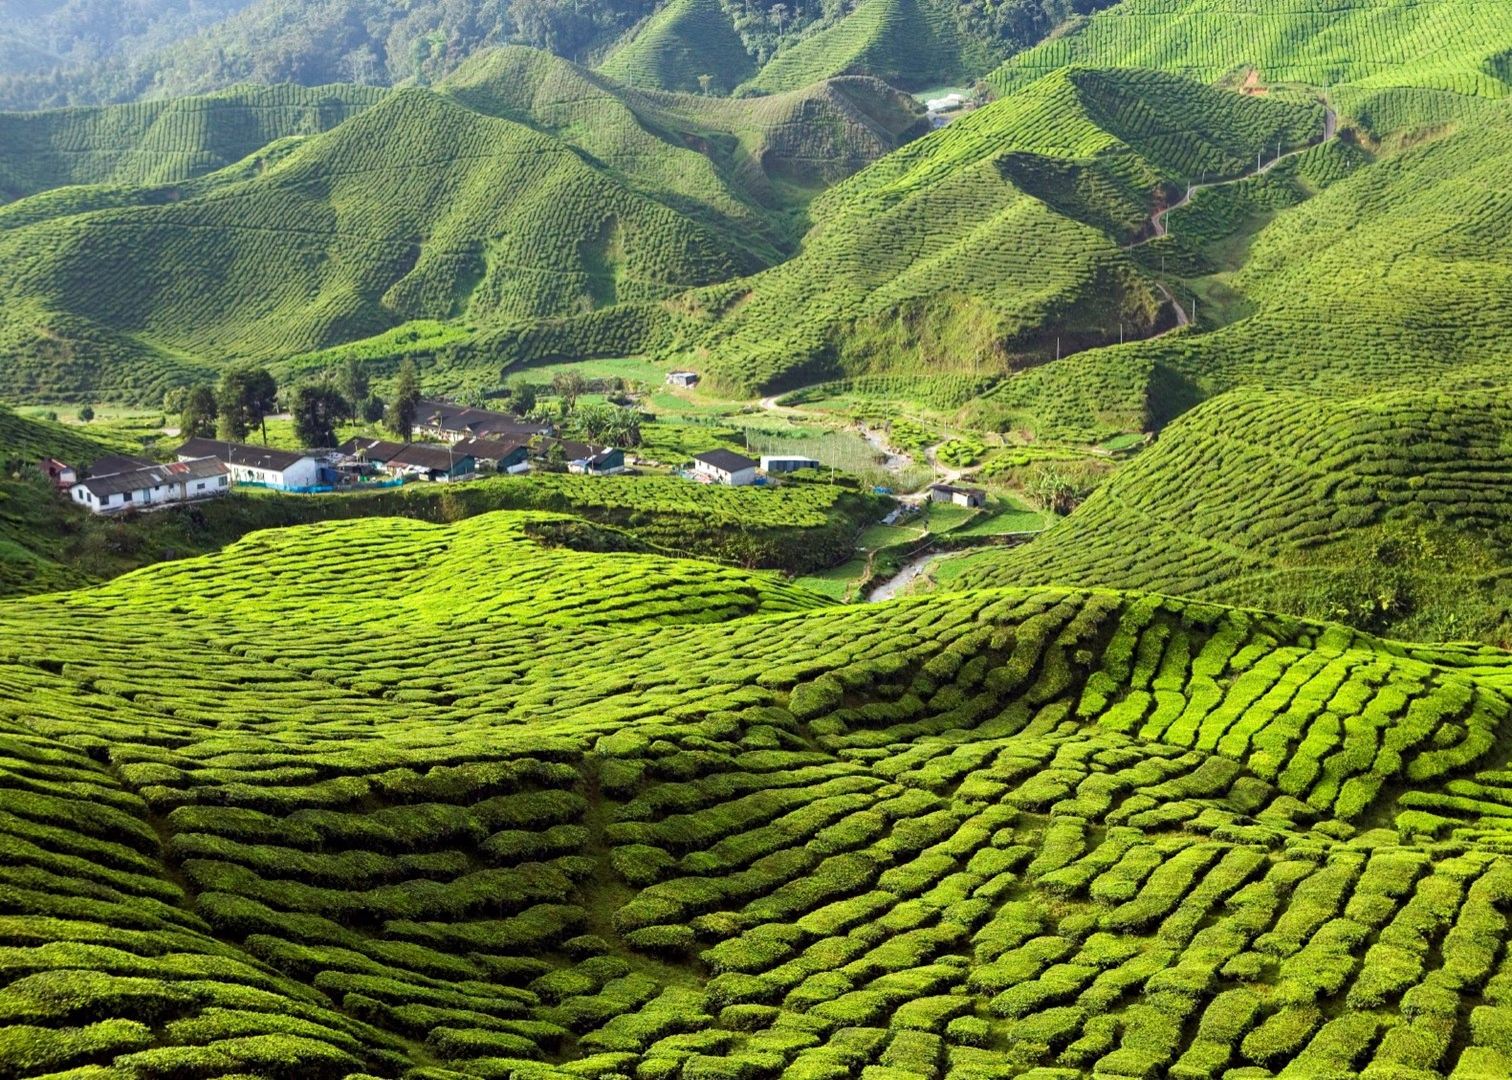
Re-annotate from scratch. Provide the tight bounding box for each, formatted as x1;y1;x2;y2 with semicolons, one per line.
988;0;1512;121
738;0;999;95
967;95;1512;441
599;0;758;94
10;527;1512;1076
946;388;1512;644
681;66;1324;394
0;405;125;595
0;46;932;403
0;83;386;201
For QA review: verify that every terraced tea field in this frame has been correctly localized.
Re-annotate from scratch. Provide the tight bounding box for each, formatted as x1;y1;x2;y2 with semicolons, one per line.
948;387;1512;643
8;510;1512;1078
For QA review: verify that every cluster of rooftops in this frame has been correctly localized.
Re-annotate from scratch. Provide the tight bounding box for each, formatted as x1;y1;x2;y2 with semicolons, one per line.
46;396;837;513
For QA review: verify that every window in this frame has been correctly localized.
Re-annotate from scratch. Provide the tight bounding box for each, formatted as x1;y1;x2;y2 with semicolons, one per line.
218;477;228;487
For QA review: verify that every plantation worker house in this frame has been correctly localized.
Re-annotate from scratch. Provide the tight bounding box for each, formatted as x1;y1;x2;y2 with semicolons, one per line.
415;399;550;444
929;483;987;508
568;447;626;476
383;444;475;482
453;437;530;471
337;437;405;466
760;455;821;474
71;457;229;514
176;438;322;491
692;449;759;486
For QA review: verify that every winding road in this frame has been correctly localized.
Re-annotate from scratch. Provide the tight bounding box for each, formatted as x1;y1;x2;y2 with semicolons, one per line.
1132;105;1339;250
1130;103;1337;330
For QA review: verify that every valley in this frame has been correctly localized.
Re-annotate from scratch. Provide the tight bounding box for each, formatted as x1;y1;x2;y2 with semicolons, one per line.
4;0;1512;1077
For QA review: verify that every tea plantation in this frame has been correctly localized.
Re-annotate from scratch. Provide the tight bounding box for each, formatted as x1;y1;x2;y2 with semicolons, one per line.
10;513;1512;1077
947;387;1512;644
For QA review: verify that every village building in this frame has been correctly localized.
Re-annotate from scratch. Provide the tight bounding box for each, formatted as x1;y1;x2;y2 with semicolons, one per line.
929;483;987;509
665;371;700;388
176;438;323;491
38;458;77;490
337;437;406;466
692;449;759;486
85;453;155;477
568;447;626;476
383;444;475;482
71;457;229;514
453;437;530;472
414;399;550;444
760;455;821;474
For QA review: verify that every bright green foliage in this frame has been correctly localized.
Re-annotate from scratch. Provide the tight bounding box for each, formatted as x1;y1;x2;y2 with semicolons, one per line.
988;0;1512;107
5;552;1512;1076
599;0;757;94
61;511;830;625
0;83;386;200
0;47;922;402
945;386;1512;643
686;66;1319;394
740;0;1000;95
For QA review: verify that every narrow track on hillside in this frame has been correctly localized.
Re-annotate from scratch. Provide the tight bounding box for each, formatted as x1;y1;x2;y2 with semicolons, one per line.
1131;105;1339;249
1129;103;1337;331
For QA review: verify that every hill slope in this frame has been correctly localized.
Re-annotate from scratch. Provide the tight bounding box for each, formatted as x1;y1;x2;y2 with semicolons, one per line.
0;83;386;200
947;387;1512;644
680;66;1324;393
598;0;758;94
988;0;1512;116
0;48;926;402
967;95;1512;441
7;530;1512;1076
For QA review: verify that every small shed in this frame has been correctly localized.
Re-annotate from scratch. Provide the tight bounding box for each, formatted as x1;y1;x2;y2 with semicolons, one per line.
666;371;700;388
929;483;987;509
692;449;759;486
39;458;77;490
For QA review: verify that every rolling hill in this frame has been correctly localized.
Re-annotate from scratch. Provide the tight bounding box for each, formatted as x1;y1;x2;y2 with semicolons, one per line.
965;93;1512;441
945;387;1512;644
988;0;1512;119
8;518;1512;1076
0;47;924;403
0;83;386;201
678;66;1325;394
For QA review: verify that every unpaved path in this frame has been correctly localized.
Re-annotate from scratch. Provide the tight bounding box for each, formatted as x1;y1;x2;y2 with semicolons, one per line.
1131;106;1338;250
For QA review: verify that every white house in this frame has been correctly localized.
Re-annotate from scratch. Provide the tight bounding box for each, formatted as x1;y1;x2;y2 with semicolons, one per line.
692;449;759;486
176;438;322;491
71;458;230;514
760;455;821;474
666;371;700;388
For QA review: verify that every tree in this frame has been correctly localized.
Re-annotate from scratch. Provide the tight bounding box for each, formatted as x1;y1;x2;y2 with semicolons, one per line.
545;439;568;472
387;359;421;442
77;405;94;423
551;371;587;412
697;73;714;95
162;387;189;416
216;366;277;443
360;393;385;423
291;383;348;448
340;358;369;421
180;385;219;439
506;377;536;415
